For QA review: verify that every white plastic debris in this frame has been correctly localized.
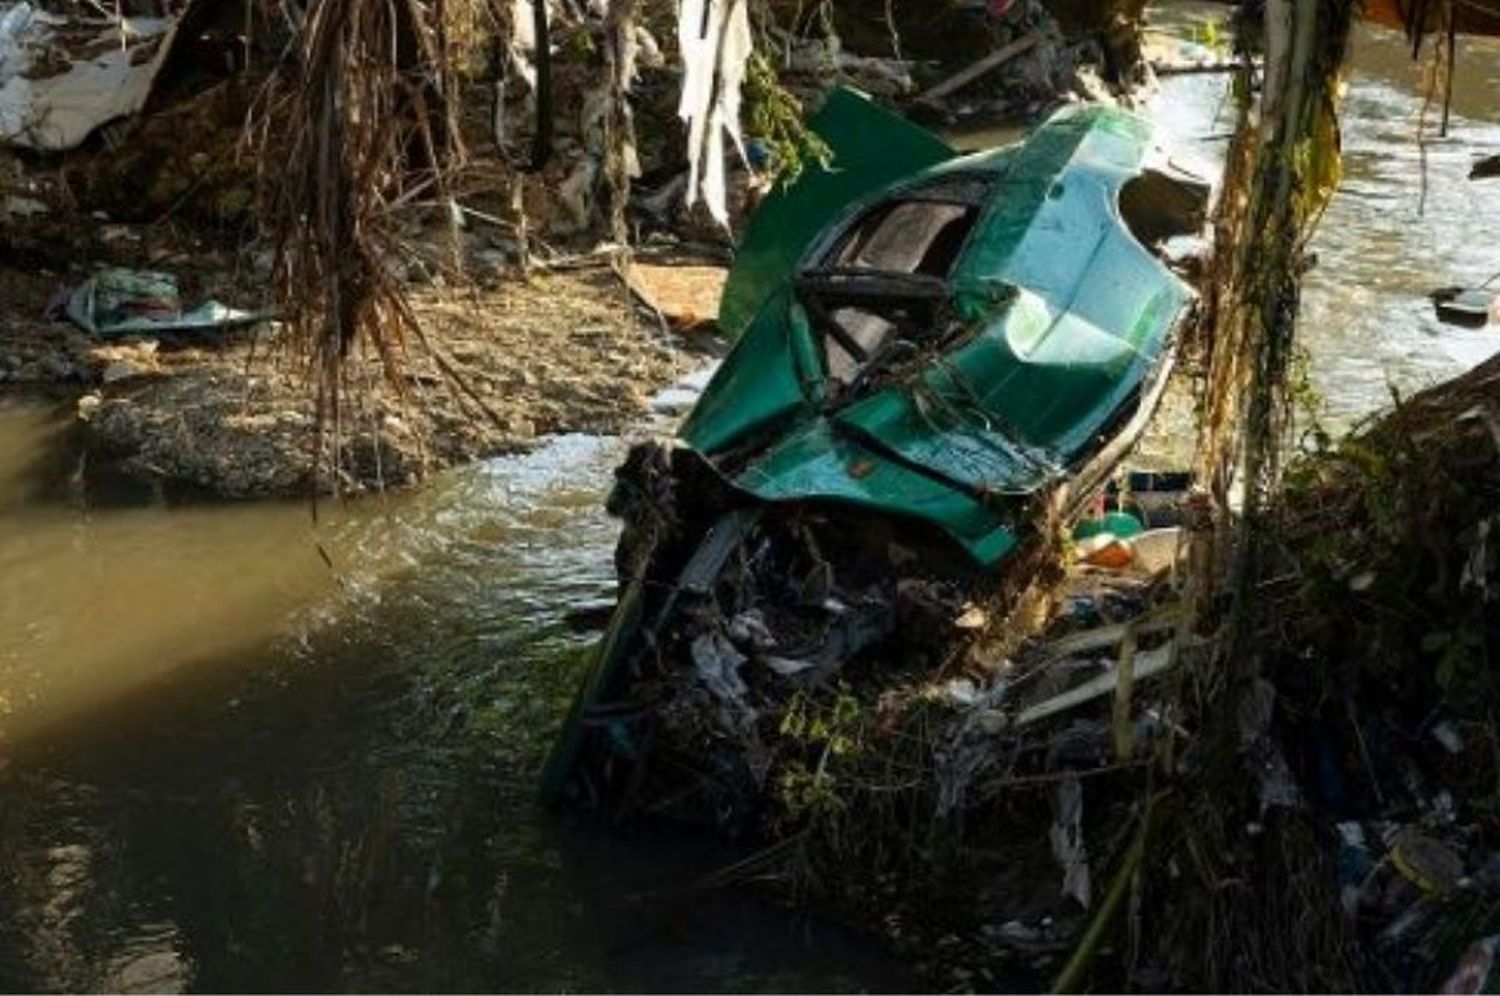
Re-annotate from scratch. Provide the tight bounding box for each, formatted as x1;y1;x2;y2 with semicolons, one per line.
0;2;180;151
1432;720;1466;754
2;192;45;217
727;609;776;650
1049;774;1092;909
676;0;752;226
691;631;750;703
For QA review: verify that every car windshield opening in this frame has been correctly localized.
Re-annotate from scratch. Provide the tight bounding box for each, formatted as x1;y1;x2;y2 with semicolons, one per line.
831;201;975;276
802;177;990;388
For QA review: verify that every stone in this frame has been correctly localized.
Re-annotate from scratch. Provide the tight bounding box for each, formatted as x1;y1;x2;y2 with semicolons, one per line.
103;360;148;383
38;354;76;380
77;392;102;421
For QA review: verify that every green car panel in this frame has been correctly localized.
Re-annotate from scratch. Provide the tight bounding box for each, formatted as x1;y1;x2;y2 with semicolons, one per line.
735;418;1020;566
716;88;960;340
682;89;1197;567
539;92;1205;806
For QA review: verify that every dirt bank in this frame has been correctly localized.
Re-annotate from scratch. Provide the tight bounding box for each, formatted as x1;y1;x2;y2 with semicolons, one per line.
0;263;695;497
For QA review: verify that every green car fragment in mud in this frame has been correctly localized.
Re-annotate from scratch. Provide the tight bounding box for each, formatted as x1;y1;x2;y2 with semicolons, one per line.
541;88;1209;806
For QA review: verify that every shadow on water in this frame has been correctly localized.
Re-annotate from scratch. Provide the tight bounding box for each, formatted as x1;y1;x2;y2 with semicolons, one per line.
0;642;904;992
0;397;912;993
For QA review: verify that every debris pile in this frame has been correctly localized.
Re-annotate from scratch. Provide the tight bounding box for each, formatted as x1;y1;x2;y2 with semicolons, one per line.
68;270;690;498
0;0;1158;498
566;351;1500;992
0;0;709;496
0;2;178;152
1238;354;1500;991
548;205;1500;989
542;76;1223;988
558;442;1194;988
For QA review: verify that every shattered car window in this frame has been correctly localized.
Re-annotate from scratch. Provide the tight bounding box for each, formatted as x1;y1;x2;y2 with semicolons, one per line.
804;175;992;387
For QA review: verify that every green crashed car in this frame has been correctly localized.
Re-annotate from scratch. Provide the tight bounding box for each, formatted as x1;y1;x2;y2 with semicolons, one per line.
544;89;1210;816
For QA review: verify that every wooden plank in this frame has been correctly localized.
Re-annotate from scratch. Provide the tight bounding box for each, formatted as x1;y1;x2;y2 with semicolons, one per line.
1016;645;1175;727
919;33;1041;104
1038;613;1179;661
624;263;727;329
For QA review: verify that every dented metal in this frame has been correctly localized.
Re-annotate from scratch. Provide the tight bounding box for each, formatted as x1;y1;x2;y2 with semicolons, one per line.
541;89;1210;808
685;88;1206;566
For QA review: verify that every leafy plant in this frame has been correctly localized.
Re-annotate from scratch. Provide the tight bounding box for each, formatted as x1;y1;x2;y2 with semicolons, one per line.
743;53;833;190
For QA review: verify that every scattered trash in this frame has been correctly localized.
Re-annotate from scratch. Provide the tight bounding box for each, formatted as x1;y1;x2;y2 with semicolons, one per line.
1336;821;1374;915
75;390;101;422
1130;527;1185;576
728;609;777;650
1441;935;1498;995
954;604;989;630
0;2;183;151
1050;774;1092;909
1390;830;1465;898
1077;533;1135;569
1071;513;1183;575
763;655;819;677
64;269;261;337
1;193;45;218
691;631;751;709
1072;510;1144;541
676;0;753;225
1430;719;1466;754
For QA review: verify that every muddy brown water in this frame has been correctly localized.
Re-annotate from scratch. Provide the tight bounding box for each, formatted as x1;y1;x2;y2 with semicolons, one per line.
3;10;1500;992
0;397;908;991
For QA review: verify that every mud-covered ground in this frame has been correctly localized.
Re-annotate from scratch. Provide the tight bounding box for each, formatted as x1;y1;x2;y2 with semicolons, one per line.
0;259;695;497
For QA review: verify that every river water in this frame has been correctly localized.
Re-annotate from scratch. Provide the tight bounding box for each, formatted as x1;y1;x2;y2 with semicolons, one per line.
0;400;907;991
1143;3;1500;432
2;11;1500;992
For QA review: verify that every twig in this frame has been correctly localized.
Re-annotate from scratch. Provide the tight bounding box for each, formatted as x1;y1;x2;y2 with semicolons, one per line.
1113;627;1139;761
1151;61;1249;76
916;32;1041;104
975;759;1149;794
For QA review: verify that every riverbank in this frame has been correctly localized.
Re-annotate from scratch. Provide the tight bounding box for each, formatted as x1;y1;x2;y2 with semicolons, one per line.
0;0;1151;501
0;260;696;497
